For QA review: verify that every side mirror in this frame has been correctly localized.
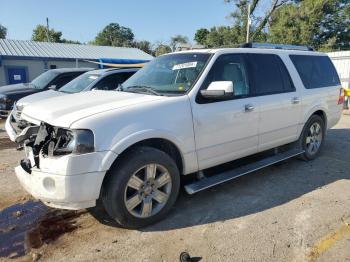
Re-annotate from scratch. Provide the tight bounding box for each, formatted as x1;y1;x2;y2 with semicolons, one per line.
200;81;234;100
48;85;57;90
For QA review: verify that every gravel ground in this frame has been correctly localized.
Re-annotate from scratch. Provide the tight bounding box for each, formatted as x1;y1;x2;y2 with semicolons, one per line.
0;116;349;262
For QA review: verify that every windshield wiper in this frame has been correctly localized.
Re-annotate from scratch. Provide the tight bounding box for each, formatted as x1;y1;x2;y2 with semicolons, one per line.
125;86;162;96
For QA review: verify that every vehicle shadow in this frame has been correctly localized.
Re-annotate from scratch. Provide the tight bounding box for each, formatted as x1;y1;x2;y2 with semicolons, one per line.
89;128;350;231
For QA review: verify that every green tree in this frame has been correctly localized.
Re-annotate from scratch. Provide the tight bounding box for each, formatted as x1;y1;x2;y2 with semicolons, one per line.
31;24;81;44
225;0;289;42
194;0;286;48
269;0;350;51
93;23;134;47
315;0;350;50
153;43;172;56
60;39;81;44
205;26;240;47
170;35;189;51
0;24;7;39
32;25;62;42
194;28;209;45
133;40;152;55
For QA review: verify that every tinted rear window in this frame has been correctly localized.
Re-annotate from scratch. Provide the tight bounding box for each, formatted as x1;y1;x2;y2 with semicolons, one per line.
289;55;340;89
246;54;295;96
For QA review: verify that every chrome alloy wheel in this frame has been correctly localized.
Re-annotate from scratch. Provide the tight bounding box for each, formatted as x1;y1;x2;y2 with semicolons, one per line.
124;164;172;218
305;122;323;155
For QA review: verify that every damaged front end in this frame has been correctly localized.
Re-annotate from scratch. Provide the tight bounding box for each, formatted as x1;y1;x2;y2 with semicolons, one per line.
16;123;95;174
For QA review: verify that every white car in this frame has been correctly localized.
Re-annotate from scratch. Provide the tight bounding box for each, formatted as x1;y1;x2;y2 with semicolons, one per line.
7;44;344;228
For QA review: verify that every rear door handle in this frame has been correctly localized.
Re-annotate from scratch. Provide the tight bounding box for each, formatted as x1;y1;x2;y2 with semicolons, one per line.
291;97;300;104
245;104;255;112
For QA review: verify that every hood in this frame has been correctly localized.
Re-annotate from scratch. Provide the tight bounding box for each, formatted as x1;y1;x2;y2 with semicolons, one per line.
0;83;41;106
21;90;164;127
17;90;65;108
0;83;35;95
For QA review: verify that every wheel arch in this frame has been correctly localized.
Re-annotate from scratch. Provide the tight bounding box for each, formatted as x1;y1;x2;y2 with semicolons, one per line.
115;137;185;174
312;110;327;129
101;130;187;175
303;108;328;129
99;137;185;196
298;108;328;141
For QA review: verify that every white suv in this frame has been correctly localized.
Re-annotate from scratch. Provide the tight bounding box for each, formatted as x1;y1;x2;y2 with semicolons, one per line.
7;44;343;228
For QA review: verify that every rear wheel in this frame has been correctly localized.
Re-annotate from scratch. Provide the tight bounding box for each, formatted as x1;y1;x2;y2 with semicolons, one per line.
102;146;180;229
299;115;325;160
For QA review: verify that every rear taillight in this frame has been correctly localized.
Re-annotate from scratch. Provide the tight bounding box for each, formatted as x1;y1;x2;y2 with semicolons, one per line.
338;88;345;105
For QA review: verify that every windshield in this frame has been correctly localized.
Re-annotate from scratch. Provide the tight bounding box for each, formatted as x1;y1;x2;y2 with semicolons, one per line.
30;70;59;89
59;73;100;93
122;53;211;95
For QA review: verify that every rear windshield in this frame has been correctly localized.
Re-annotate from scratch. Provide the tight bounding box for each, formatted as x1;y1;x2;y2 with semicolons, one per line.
289;55;340;89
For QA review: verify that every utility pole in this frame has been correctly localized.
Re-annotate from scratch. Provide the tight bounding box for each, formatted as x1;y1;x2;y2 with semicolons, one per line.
46;17;50;42
246;4;251;43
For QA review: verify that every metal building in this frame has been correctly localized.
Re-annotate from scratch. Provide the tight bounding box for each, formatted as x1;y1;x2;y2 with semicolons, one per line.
328;51;350;88
0;39;153;86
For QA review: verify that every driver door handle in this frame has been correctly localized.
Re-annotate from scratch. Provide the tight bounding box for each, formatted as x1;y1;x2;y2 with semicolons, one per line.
245;104;255;112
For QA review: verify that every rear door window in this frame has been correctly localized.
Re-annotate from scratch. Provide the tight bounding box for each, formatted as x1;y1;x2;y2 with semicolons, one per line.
289;55;340;89
246;53;295;96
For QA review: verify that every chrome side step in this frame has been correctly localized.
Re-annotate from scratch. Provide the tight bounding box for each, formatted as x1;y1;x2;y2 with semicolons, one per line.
184;148;304;195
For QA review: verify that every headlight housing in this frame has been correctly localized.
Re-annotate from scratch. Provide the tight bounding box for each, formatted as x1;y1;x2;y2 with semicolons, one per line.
14;102;24;112
51;129;95;156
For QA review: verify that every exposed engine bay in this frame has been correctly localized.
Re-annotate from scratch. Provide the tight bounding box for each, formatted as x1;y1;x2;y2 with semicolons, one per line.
16;122;95;174
16;123;76;172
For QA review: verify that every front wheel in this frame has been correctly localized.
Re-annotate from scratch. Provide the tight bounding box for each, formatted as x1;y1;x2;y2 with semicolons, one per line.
102;147;180;229
299;115;325;160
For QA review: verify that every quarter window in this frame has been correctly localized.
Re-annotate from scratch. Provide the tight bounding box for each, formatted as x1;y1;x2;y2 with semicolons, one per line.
289;55;340;89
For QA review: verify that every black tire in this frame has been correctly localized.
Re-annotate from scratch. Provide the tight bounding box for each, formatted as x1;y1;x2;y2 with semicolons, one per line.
299;115;325;161
102;146;180;229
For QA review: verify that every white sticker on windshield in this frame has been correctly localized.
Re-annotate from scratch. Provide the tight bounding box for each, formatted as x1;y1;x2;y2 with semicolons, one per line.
172;61;198;70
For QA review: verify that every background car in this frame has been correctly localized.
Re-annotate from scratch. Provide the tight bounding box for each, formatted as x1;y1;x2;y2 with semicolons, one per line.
7;68;138;141
0;68;92;118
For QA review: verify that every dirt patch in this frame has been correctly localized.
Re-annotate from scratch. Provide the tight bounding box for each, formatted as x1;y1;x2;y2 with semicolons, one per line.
0;138;16;150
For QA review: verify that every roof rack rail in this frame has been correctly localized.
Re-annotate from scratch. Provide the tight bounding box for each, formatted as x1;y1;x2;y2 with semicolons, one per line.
239;42;314;51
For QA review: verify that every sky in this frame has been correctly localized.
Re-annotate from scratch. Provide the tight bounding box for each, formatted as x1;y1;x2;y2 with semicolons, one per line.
0;0;234;44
